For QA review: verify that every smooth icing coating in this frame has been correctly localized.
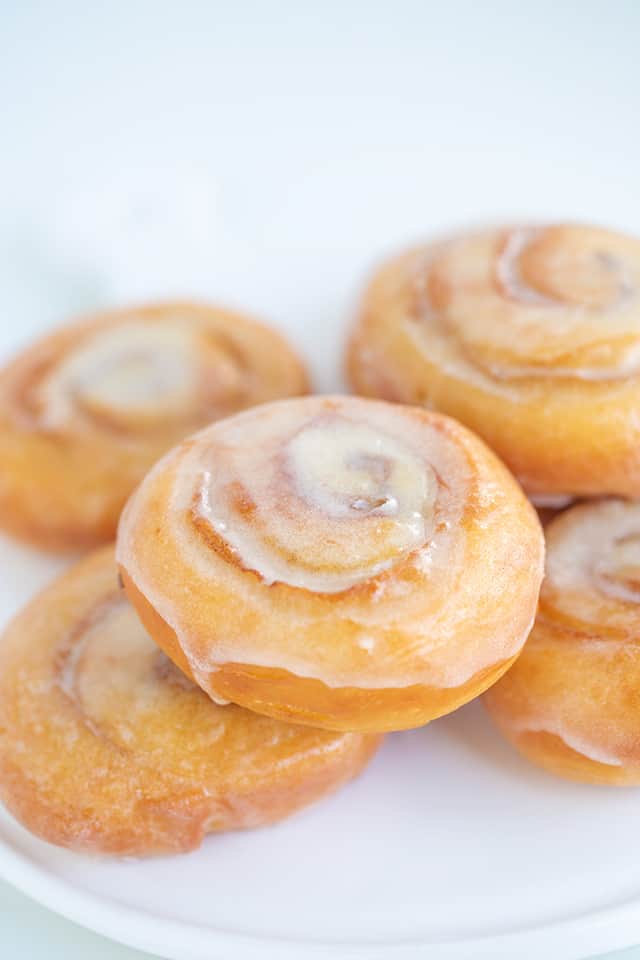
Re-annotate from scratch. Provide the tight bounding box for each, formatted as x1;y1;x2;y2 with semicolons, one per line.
347;224;640;498
118;394;544;732
40;321;210;428
0;301;309;549
485;499;640;784
0;547;379;855
186;403;444;593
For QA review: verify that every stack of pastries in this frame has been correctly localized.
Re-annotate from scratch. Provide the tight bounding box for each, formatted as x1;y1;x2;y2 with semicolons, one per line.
1;221;639;859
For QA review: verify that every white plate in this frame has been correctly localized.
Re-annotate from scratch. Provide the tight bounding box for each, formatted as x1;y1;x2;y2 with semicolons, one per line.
2;695;640;960
2;3;640;958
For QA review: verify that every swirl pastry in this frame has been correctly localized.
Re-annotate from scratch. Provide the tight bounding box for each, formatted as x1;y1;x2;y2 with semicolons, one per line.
485;500;640;785
0;547;378;856
117;394;544;733
0;302;308;550
347;224;640;499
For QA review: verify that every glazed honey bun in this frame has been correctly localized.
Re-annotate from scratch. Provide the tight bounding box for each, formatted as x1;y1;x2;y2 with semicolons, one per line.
485;499;640;785
0;302;309;550
348;223;640;499
0;547;379;856
117;394;544;733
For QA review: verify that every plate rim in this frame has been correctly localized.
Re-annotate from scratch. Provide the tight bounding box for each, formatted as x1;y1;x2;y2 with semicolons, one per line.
1;811;639;960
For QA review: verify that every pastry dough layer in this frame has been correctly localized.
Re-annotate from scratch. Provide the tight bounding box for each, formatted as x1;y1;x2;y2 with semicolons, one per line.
118;394;544;732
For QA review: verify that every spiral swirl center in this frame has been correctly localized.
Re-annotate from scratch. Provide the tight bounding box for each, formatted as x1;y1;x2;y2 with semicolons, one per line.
420;225;640;382
40;322;200;427
595;534;640;601
188;404;440;593
288;419;431;526
517;228;629;309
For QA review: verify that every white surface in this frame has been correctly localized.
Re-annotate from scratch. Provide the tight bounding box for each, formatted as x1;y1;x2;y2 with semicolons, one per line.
5;705;640;960
0;880;156;959
3;883;640;960
1;1;640;958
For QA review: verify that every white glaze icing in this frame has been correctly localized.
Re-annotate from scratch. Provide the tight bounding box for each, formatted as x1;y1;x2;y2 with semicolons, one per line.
407;226;640;389
39;320;202;428
121;536;534;692
58;596;229;722
56;598;149;737
57;631;91;701
190;414;436;594
119;529;534;692
496;227;559;308
117;396;541;692
547;500;640;606
483;349;640;383
517;722;623;767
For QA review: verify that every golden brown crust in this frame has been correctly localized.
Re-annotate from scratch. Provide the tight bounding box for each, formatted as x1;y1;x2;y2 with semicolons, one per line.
122;566;517;731
347;225;640;499
0;547;379;855
492;728;640;786
118;394;544;732
0;302;309;551
485;499;640;784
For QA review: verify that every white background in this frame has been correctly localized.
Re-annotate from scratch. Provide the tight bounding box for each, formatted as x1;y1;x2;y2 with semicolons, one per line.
1;2;639;958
